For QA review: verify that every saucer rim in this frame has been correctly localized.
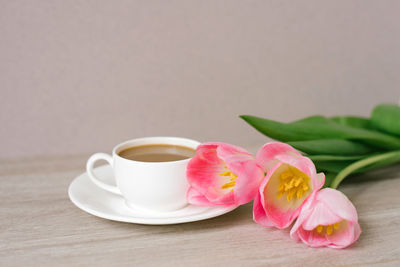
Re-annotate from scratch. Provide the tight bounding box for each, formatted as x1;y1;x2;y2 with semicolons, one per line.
68;165;238;225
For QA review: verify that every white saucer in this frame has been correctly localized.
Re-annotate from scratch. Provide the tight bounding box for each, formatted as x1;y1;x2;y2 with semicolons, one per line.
68;165;237;225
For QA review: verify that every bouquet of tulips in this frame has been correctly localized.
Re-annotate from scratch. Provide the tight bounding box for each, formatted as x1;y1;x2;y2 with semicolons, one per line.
185;103;400;249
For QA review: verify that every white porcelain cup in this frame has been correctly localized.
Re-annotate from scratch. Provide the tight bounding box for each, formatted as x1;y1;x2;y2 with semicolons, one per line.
86;137;200;213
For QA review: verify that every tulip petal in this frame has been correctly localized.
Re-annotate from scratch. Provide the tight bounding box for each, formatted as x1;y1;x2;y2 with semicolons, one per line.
187;144;235;204
297;227;329;248
186;144;223;194
325;221;355;248
256;142;302;171
216;142;253;158
215;143;264;205
234;161;265;205
275;153;316;179
290;194;316;239
253;190;275;227
187;186;214;206
301;200;343;230
317;188;358;223
316;172;326;189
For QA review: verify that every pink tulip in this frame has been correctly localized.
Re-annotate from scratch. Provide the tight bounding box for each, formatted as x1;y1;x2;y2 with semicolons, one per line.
186;142;265;206
290;188;361;248
253;142;325;229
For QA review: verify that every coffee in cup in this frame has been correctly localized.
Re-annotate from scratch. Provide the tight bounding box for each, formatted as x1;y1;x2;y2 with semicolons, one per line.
118;144;195;162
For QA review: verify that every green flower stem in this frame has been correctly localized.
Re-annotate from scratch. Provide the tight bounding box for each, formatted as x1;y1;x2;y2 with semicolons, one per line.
330;150;400;189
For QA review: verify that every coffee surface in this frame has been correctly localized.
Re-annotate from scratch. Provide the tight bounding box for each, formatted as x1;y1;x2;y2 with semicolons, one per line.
118;144;196;162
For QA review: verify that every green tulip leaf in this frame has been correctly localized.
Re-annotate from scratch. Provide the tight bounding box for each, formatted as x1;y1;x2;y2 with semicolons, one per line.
293;115;333;124
239;115;400;150
315;160;356;174
309;154;367;161
371;104;400;137
331;116;371;130
288;139;374;156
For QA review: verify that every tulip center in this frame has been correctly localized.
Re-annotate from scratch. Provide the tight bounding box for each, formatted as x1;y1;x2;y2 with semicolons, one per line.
277;169;310;202
314;221;341;235
219;166;237;191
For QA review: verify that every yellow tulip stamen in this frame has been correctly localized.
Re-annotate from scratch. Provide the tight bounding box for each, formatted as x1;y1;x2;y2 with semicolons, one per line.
219;166;237;190
326;225;333;235
277;169;311;202
314;221;342;235
281;172;292;180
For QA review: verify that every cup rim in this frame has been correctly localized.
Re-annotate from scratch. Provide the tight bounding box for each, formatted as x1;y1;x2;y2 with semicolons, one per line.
112;136;200;164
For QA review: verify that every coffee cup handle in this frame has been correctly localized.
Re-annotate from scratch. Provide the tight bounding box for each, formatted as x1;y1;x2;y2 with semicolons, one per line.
86;153;122;195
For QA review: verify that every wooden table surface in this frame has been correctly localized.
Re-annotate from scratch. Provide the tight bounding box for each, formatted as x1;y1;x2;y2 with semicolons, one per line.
1;152;400;266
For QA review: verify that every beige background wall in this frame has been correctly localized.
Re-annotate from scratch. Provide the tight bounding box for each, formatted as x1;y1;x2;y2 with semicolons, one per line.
1;0;399;159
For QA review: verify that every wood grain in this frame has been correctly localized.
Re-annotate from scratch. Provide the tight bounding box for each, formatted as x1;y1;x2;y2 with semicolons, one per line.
1;153;400;266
